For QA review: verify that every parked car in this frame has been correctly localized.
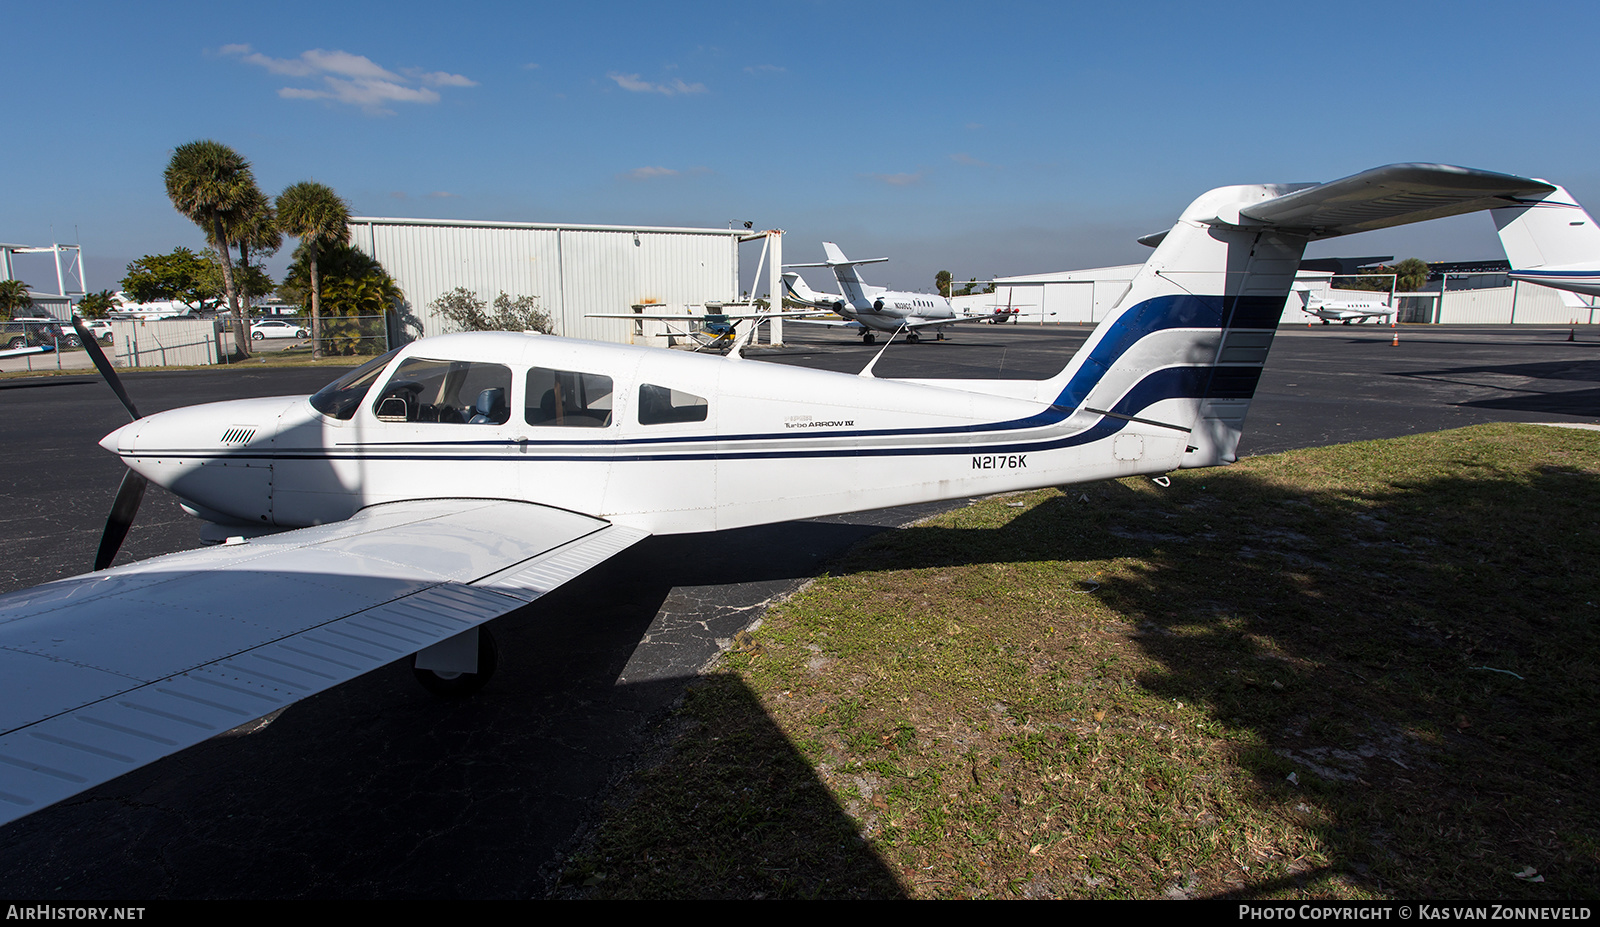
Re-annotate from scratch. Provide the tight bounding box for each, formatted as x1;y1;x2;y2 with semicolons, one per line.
250;319;309;340
1;317;70;350
76;319;115;345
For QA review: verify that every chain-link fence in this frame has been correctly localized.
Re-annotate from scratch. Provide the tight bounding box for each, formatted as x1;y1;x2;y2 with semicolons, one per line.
311;313;391;356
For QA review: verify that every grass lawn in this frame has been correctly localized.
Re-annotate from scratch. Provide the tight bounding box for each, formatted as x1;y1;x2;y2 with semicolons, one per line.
558;423;1600;899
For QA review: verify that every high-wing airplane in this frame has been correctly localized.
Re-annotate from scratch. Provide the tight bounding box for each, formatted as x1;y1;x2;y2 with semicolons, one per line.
1491;183;1600;302
784;243;981;343
0;163;1555;828
1295;286;1397;325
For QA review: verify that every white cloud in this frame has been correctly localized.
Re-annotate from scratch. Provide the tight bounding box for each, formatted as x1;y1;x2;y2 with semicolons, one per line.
426;191;459;198
950;153;995;168
301;49;401;81
625;166;680;180
410;69;479;88
222;44;474;114
607;71;707;95
744;64;785;75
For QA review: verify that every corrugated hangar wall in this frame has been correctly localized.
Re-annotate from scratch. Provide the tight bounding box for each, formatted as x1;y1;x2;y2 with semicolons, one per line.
348;218;743;344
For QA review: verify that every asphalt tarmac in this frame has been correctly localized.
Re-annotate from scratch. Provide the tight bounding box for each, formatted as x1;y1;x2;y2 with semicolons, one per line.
0;323;1594;898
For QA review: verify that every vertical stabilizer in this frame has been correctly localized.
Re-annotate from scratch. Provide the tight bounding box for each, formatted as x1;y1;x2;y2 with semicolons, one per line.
1037;183;1312;470
1032;164;1554;472
822;242;870;305
1492;185;1600;297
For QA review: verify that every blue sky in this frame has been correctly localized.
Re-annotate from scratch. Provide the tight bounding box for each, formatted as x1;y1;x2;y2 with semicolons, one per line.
5;0;1598;296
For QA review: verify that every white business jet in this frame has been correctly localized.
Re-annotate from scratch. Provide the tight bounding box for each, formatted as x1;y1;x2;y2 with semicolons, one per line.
784;243;979;343
0;163;1553;828
1295;287;1397;325
1491;183;1600;302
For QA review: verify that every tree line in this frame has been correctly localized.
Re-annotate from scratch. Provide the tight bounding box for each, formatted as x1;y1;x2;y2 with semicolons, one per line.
112;139;389;359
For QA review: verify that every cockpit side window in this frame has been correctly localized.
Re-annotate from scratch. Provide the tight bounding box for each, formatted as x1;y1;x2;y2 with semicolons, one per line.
525;368;613;427
372;357;512;425
310;349;401;420
637;383;709;425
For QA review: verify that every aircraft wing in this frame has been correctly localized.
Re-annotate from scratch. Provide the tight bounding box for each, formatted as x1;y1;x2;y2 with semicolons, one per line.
0;345;55;360
783;317;863;329
586;310;821;321
903;316;991;330
0;498;647;827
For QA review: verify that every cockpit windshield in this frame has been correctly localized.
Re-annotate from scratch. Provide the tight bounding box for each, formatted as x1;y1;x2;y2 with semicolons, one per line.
309;349;401;420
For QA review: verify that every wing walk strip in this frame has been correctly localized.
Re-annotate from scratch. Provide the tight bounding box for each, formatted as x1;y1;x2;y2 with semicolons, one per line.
0;523;647;825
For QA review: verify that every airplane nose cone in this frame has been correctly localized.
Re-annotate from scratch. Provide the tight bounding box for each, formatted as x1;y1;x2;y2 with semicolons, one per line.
99;420;137;455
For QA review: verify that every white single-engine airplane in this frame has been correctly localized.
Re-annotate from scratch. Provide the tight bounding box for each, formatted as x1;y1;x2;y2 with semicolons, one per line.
784;242;978;343
1491;183;1600;303
0;163;1555;828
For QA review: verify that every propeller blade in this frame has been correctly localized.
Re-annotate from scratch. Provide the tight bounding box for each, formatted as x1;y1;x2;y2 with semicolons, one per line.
96;470;148;571
73;318;140;420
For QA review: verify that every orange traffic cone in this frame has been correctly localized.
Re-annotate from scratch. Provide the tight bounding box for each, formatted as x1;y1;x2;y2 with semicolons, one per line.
1391;331;1400;347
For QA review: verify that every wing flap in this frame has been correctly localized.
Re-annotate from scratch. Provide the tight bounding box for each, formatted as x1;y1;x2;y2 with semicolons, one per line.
0;500;648;826
1239;163;1556;239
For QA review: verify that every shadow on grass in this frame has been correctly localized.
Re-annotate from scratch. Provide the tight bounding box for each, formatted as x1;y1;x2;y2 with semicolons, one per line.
817;427;1599;897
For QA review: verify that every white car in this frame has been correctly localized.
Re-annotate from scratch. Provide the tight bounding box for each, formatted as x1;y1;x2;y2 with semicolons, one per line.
77;319;115;345
250;319;308;340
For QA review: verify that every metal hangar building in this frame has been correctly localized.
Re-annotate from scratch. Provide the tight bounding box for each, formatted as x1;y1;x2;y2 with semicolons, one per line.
348;217;749;344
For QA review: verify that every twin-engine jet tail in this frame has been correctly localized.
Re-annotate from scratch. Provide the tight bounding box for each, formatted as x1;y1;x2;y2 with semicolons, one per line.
1491;184;1600;300
780;271;839;309
785;241;888;306
1038;164;1554;468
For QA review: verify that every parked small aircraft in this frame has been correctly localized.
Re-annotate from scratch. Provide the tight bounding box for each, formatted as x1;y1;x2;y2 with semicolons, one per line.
0;163;1554;827
1492;183;1600;301
784;243;980;343
960;289;1028;324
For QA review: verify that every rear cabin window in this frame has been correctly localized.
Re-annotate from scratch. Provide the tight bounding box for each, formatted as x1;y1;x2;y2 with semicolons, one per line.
525;368;613;427
638;383;709;425
371;358;512;425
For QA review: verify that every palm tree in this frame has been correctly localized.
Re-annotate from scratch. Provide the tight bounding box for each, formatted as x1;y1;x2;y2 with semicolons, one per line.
0;279;32;320
77;290;120;319
276;181;350;359
164;140;256;355
225;185;282;316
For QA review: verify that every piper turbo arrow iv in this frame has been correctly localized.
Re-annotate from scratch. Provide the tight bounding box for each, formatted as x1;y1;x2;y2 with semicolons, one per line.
0;163;1555;827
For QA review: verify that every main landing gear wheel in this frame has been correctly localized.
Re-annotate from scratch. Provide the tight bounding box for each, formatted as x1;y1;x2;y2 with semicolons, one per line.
906;332;921;343
862;332;876;344
412;627;499;697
